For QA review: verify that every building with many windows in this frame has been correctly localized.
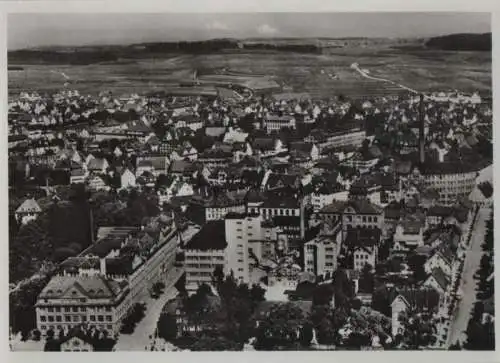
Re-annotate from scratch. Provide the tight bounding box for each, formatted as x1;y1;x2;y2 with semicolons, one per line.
262;114;296;133
35;217;179;336
305;127;366;153
304;220;342;276
317;198;383;236
184;220;227;292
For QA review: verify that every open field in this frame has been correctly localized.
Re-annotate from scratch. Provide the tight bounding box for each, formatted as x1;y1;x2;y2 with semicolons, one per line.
8;46;491;99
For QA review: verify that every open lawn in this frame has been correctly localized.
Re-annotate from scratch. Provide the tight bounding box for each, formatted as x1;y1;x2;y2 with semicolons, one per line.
8;46;491;99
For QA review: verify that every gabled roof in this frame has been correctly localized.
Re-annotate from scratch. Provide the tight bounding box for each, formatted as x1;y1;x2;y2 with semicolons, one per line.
319;198;382;215
87;158;108;171
38;275;124;300
428;267;450;291
391;287;440;312
289;141;315;154
252;137;276;151
478;182;493;199
16;198;42;214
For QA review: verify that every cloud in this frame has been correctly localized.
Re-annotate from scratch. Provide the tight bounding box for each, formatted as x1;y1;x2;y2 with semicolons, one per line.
206;21;229;31
257;24;278;35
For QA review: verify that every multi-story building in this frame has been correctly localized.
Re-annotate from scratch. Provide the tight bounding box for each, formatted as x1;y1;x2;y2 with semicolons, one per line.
311;184;342;212
317;198;384;235
305;127;366;153
393;219;425;252
304;220;342;276
262;114;296;133
188;192;246;224
35;218;180;336
183;220;227;291
225;213;262;283
420;161;490;206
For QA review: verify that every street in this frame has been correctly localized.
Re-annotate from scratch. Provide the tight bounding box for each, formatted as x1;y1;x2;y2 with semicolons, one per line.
114;267;184;351
447;206;490;346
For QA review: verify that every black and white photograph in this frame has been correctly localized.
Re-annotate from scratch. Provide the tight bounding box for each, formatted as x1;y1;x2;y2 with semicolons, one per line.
6;9;494;353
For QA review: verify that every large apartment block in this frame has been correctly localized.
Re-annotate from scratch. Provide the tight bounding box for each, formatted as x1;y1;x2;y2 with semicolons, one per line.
35;217;179;336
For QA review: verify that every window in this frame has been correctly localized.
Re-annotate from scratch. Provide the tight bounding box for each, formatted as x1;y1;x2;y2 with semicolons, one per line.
107;325;112;330
65;316;71;322
64;307;71;313
106;316;112;322
73;316;79;322
48;316;54;322
56;316;62;322
48;307;54;313
55;307;61;313
238;268;244;272
98;315;104;322
82;316;87;322
40;316;47;322
41;325;47;330
90;316;96;322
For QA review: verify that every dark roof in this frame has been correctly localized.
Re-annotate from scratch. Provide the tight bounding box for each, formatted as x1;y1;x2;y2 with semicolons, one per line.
290;141;315;153
284;281;317;299
59;327;95;346
252;137;276;151
266;173;300;190
427;205;453;218
345;227;381;247
429;267;450;291
392;287;440;312
437;244;454;265
185;220;227;251
319;198;381;215
478;182;493;199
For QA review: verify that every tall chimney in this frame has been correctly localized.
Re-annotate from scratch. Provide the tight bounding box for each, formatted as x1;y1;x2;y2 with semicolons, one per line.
419;94;425;165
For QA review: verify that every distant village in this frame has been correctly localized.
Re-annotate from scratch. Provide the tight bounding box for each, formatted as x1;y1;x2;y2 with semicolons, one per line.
8;84;494;351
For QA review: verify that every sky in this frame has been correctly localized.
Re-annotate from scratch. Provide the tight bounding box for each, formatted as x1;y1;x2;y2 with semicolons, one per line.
8;12;491;50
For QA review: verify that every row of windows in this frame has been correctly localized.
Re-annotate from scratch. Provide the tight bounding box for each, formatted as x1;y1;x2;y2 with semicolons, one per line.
187;271;214;277
40;324;113;331
186;255;223;261
43;306;112;313
354;253;370;260
40;314;113;323
185;263;216;269
262;208;299;217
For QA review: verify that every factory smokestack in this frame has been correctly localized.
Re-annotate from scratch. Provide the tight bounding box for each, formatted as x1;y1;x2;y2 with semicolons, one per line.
419;94;425;165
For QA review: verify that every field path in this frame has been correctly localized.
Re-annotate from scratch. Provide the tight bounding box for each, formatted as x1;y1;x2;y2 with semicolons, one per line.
350;62;427;96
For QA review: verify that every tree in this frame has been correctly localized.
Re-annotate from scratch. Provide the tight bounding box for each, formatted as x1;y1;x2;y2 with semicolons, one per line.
312;283;334;306
372;285;392;317
299;323;314;347
190;335;243;351
212;265;224;287
332;269;355;308
407;254;428;282
398;311;437;349
157;313;178;341
309;305;347;346
449;341;462;350
254;303;305;350
358;264;374;293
